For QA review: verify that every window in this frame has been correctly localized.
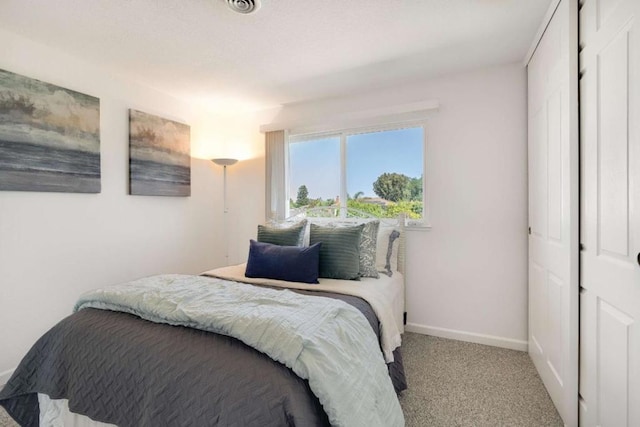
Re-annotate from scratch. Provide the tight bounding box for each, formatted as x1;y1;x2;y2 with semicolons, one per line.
288;124;426;222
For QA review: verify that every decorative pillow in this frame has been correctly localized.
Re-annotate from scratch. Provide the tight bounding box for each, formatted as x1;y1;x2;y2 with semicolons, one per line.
310;223;364;280
257;220;306;246
245;240;321;284
376;225;401;277
358;221;380;278
327;220;380;278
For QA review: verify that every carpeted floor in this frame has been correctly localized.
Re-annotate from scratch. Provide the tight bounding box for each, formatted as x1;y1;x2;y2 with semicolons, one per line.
0;332;562;426
0;405;16;427
399;332;563;426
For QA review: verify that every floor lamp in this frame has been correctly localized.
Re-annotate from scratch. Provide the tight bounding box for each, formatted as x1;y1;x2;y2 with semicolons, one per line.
212;158;238;265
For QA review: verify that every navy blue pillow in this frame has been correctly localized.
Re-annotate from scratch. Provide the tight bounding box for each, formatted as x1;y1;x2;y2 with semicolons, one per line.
245;240;322;284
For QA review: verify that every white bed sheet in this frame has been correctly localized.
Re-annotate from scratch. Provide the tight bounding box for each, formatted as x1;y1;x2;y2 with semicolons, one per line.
39;394;115;427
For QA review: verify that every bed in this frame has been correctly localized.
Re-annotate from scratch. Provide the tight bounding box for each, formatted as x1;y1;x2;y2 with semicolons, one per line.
0;209;407;427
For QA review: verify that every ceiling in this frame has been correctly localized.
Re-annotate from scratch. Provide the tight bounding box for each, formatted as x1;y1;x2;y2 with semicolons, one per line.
0;0;551;112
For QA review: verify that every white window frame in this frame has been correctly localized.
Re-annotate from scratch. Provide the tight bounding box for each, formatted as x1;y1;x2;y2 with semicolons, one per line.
287;120;430;228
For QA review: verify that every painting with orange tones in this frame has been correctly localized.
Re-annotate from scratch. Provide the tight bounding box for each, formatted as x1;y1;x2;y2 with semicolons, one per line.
0;69;100;193
128;109;190;197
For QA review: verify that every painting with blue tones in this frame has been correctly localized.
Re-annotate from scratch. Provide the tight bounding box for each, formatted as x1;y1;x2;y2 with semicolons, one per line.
129;109;190;197
0;69;100;193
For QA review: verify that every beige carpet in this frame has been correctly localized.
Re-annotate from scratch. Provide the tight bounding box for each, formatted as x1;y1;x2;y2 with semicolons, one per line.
1;332;562;426
399;332;563;426
0;405;17;427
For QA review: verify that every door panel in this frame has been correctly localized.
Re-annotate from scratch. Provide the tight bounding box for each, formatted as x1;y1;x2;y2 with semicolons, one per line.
548;90;564;242
598;28;630;258
530;261;546;355
579;0;640;425
548;272;564;383
530;105;548;238
597;299;632;426
527;1;579;425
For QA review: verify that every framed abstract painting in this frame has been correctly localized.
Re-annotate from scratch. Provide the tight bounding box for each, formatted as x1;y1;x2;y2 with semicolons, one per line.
0;69;100;193
128;109;191;197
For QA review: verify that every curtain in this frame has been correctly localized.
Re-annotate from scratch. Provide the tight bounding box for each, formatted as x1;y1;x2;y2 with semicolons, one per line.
265;130;286;221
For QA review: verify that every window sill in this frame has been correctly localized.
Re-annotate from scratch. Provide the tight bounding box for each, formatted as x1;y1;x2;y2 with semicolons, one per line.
405;221;432;231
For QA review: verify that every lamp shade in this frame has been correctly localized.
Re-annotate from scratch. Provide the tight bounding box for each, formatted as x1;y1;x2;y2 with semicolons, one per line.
212;158;238;166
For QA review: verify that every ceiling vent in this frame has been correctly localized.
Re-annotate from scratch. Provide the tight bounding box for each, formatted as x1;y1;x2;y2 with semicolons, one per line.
226;0;261;14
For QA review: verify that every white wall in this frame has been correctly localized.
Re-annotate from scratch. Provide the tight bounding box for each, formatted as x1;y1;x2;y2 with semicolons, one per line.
0;29;228;381
403;64;528;349
192;111;267;268
261;63;529;349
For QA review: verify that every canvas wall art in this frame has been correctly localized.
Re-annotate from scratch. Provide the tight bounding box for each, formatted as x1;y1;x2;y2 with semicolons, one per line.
0;69;100;193
129;109;191;196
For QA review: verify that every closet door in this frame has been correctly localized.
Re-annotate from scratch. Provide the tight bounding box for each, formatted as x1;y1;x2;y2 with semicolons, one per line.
579;0;640;425
527;0;579;425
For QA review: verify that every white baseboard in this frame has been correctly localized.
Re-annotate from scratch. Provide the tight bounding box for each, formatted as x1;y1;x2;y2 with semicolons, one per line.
405;323;528;352
0;368;15;388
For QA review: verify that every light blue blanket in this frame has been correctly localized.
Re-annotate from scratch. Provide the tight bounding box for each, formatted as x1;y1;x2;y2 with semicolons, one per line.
75;274;404;427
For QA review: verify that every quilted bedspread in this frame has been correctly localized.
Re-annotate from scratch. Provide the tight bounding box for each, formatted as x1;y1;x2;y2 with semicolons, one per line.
0;274;405;427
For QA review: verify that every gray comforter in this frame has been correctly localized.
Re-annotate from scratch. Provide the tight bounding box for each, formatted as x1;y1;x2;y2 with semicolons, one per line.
0;287;406;427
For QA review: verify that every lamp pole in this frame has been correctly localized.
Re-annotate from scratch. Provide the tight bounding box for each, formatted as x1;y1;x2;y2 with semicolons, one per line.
212;158;238;265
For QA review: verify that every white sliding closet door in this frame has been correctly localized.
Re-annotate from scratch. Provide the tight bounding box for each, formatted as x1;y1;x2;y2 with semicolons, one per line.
579;0;640;425
527;0;579;425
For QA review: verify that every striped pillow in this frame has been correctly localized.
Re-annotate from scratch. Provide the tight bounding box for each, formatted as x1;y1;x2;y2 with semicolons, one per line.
322;220;380;278
310;223;364;280
257;220;306;246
